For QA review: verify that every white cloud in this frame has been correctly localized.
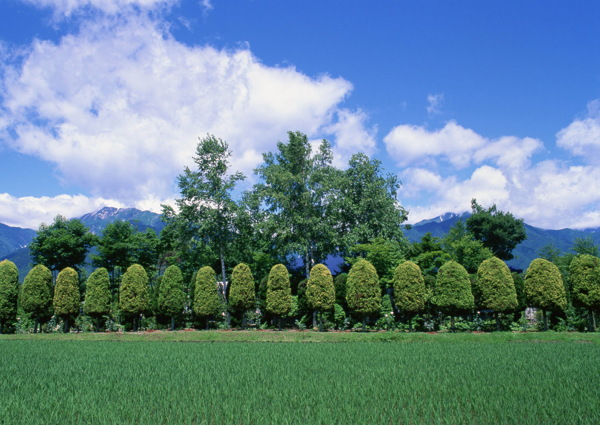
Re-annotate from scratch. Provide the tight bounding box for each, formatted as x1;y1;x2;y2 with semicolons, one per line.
324;109;377;167
20;0;176;17
0;193;125;229
556;99;600;162
426;93;444;116
0;14;354;215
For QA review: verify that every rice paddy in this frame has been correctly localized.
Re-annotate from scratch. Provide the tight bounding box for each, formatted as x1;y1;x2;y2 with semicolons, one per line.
0;335;598;424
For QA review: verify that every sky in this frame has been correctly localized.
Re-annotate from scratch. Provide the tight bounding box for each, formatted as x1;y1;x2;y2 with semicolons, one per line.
0;0;599;231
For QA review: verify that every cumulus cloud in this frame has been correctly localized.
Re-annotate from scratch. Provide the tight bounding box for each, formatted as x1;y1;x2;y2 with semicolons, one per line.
556;99;600;162
0;14;355;222
324;109;377;167
20;0;176;17
0;193;126;229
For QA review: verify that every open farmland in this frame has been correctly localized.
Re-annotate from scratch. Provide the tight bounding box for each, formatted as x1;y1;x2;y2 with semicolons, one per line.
1;335;598;424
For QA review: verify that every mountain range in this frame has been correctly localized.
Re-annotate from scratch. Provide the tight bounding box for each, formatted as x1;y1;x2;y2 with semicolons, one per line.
1;207;599;277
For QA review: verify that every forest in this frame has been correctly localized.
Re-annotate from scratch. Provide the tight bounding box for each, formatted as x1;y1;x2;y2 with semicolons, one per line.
0;132;598;334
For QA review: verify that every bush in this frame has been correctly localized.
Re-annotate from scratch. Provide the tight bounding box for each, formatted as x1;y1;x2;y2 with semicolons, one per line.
0;260;19;333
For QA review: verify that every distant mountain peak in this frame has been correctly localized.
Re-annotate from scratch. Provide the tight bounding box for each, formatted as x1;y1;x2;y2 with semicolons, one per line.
414;211;470;226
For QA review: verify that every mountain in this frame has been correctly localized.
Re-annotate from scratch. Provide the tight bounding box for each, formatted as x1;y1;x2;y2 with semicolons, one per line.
0;223;37;259
79;207;165;234
405;212;600;270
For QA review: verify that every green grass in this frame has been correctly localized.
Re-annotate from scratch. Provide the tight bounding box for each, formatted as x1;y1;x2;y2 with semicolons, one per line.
0;336;598;424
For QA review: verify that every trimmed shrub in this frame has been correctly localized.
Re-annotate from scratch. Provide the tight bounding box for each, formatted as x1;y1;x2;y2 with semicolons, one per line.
84;267;111;331
53;267;80;332
306;264;335;331
158;265;185;331
346;259;381;329
393;261;426;330
119;264;150;331
229;263;256;325
193;266;221;328
21;264;53;333
475;257;518;330
432;261;474;330
525;258;567;331
266;264;292;329
0;260;19;333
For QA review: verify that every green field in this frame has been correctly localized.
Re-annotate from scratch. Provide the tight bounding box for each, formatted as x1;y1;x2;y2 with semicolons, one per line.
1;334;598;424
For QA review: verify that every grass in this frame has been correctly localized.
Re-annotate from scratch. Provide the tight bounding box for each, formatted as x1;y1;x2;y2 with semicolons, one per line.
0;333;598;424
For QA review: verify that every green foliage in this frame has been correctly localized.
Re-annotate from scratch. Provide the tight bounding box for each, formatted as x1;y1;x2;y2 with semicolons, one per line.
193;266;221;317
524;258;567;312
569;254;600;311
443;220;493;273
393;261;427;315
53;267;80;318
158;265;185;317
119;264;150;316
336;153;408;253
432;261;474;315
0;260;19;328
229;263;256;311
346;259;381;316
306;264;335;312
266;264;292;317
334;273;348;308
571;237;599;257
83;268;111;317
29;215;96;272
466;199;526;261
408;233;451;276
475;257;518;312
92;221;134;273
21;264;53;319
349;237;405;288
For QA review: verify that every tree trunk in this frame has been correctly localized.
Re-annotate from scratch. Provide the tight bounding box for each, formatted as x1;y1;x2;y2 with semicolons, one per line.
133;316;138;332
95;317;100;333
588;310;595;332
495;312;501;332
318;311;324;332
206;316;210;330
305;251;310;280
242;311;247;330
171;316;175;331
312;310;317;329
278;316;282;331
451;316;455;332
542;309;548;331
219;250;230;329
34;317;39;334
409;317;413;332
63;318;69;333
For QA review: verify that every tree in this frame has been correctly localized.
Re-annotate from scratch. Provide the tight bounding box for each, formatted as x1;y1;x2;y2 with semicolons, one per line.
346;259;381;330
475;257;518;330
306;264;335;331
119;264;150;332
393;261;427;331
83;268;111;332
572;237;599;257
569;254;600;331
466;199;526;261
169;135;245;303
349;237;406;290
53;267;80;333
266;264;292;330
254;132;339;278
158;265;185;331
443;220;493;273
21;264;53;333
193;266;221;329
30;215;96;273
229;263;256;329
334;273;348;310
336;153;408;255
0;260;19;333
524;258;567;331
431;261;474;331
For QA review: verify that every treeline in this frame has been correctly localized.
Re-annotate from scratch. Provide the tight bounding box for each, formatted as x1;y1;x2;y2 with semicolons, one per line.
1;131;598;333
0;249;598;333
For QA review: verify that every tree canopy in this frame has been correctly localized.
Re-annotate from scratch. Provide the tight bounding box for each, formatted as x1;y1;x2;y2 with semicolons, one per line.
346;259;381;320
0;260;19;332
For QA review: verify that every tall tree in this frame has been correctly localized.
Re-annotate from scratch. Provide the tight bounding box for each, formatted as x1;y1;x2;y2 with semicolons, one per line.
167;134;244;303
572;237;599;257
193;266;221;329
266;264;292;330
21;264;53;333
158;265;185;331
119;264;150;332
229;263;256;329
569;254;600;331
306;264;335;331
393;261;427;331
0;260;19;333
524;258;567;331
475;257;518;330
53;267;80;333
432;261;474;331
349;237;405;290
442;220;493;273
336;153;408;255
466;199;526;261
30;215;96;274
346;259;381;330
83;268;111;332
254;132;339;278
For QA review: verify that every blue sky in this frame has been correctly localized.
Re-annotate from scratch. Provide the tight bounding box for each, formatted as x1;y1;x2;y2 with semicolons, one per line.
1;0;599;230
